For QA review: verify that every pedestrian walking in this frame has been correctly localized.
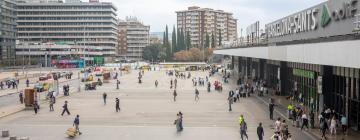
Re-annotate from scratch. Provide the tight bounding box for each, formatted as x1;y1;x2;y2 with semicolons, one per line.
61;101;71;116
115;98;120;112
155;80;158;87
26;79;29;87
116;80;120;89
49;96;55;111
103;92;107;105
257;123;264;140
274;117;281;132
301;113;309;130
330;116;337;135
33;101;39;114
287;103;293;119
174;79;177;89
19;91;24;104
320;118;328;140
341;115;347;135
73;115;82;135
170;79;173;89
310;111;315;128
240;121;248;140
174;112;183;131
228;95;233;111
0;81;3;89
194;88;199;101
269;102;274;120
173;90;177;102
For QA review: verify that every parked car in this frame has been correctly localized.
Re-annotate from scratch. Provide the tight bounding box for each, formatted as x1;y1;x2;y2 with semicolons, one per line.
39;74;52;81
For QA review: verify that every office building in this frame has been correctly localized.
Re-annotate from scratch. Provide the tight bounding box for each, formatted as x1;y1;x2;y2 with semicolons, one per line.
0;0;17;66
176;6;237;48
16;0;118;67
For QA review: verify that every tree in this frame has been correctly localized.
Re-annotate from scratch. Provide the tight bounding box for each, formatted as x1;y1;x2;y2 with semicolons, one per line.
172;26;177;53
163;25;172;61
205;33;210;48
189;47;202;61
165;25;169;44
179;29;185;51
218;30;222;46
162;32;166;45
185;31;191;50
143;45;161;62
211;33;215;48
176;28;181;52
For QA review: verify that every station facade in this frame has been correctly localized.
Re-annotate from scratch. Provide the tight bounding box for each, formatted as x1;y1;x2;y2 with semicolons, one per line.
215;0;360;130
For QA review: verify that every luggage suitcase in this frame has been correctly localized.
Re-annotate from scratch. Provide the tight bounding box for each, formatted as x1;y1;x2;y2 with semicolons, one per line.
66;128;76;137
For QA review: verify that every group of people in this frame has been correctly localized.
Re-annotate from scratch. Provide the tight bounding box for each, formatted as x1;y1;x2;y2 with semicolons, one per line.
63;84;70;96
0;79;19;89
318;107;348;140
191;77;207;86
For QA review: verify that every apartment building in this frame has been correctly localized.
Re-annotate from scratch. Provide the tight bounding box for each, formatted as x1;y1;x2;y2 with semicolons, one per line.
15;0;118;67
0;0;17;66
176;6;237;48
118;17;150;61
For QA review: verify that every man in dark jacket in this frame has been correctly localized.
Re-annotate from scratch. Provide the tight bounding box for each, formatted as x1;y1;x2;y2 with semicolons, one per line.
257;122;264;140
61;101;70;116
269;102;274;120
115;98;120;112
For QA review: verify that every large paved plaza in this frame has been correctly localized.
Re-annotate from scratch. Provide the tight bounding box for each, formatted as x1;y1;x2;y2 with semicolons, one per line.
0;69;315;140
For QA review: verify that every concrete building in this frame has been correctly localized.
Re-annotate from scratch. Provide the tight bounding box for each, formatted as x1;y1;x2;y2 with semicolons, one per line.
0;0;17;66
176;6;237;48
215;0;360;131
118;17;150;61
15;0;118;67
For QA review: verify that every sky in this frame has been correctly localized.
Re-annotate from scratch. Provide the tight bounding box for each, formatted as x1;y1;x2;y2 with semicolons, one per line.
102;0;326;33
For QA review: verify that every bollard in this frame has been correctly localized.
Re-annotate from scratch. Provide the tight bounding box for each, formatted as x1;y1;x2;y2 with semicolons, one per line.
2;130;9;137
19;137;29;140
9;136;17;140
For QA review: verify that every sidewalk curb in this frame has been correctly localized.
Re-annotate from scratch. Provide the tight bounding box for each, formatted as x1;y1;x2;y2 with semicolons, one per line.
0;108;25;119
254;95;319;140
0;87;78;119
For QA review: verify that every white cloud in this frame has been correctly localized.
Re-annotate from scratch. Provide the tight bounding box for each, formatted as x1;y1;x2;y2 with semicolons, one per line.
102;0;326;33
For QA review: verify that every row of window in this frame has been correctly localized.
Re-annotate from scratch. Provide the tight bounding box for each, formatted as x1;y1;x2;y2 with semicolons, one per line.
18;11;114;15
18;22;116;26
18;27;115;31
18;33;116;36
18;6;114;10
18;17;113;20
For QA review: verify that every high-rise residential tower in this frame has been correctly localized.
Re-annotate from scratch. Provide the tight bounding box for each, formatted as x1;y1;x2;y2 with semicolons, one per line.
118;17;150;61
176;6;237;48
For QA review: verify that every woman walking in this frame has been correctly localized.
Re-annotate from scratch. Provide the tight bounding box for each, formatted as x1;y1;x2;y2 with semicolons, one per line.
330;116;337;135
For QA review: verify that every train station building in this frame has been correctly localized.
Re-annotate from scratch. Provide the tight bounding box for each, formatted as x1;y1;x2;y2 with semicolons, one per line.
215;0;360;130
